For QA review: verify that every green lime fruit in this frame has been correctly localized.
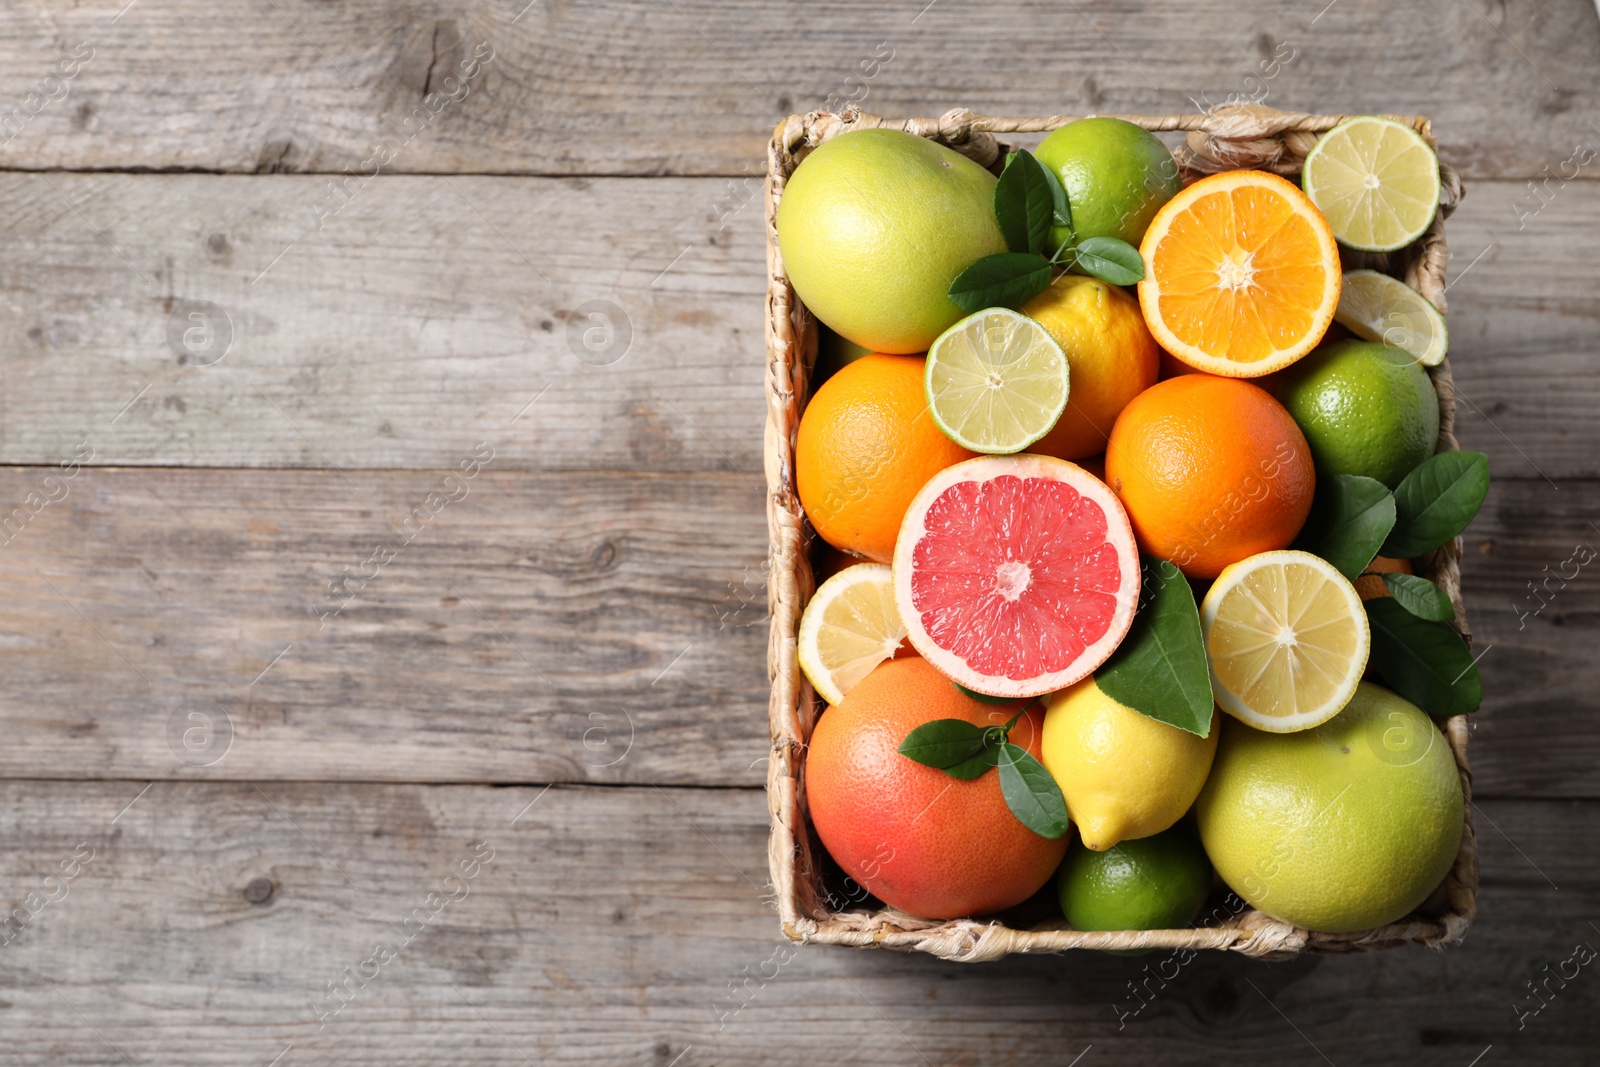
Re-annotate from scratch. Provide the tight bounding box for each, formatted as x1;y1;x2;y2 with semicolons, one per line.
1302;116;1441;253
1034;117;1182;252
925;307;1070;453
777;128;1007;355
1196;682;1463;934
1277;338;1440;489
1056;823;1213;932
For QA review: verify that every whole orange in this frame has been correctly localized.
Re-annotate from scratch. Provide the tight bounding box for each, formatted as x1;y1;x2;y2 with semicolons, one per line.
1105;375;1315;579
796;354;975;562
805;657;1067;920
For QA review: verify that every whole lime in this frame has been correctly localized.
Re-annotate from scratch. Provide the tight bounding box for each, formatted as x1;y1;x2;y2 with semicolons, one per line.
1056;823;1213;932
1278;338;1440;489
777;129;1007;354
1196;682;1464;934
1034;117;1182;251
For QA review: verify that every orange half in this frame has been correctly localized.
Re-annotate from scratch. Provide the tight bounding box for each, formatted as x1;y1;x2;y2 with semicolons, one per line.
1138;170;1341;377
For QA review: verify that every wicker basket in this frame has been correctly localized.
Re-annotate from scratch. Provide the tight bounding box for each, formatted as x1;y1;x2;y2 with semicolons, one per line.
763;105;1477;960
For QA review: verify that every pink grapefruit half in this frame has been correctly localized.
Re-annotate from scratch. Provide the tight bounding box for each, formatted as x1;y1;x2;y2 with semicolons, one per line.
892;455;1141;699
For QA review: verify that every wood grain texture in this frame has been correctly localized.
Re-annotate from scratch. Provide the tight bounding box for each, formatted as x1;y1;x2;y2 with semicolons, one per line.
1457;478;1600;797
0;465;1588;796
0;466;769;785
0;0;1594;178
0;171;1595;476
0;781;1594;1065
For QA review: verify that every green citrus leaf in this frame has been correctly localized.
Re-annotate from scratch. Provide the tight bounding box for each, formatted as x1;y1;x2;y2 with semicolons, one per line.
943;745;1001;780
1293;473;1397;580
995;151;1057;256
1365;598;1482;717
1095;557;1213;736
947;252;1053;313
1036;156;1072;230
1381;451;1489;558
1380;572;1455;622
897;718;991;770
996;742;1071;839
1072;236;1145;285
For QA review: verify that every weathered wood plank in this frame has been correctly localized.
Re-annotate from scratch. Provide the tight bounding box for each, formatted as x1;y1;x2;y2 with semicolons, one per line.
0;466;770;785
0;782;1593;1065
0;466;1589;796
0;172;1594;476
0;172;765;474
1457;478;1600;797
0;0;1593;178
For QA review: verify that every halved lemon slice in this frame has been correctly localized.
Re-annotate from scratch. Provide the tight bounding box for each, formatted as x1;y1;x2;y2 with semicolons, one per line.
797;563;907;706
925;307;1070;453
1334;269;1448;367
1138;170;1341;378
1200;550;1370;733
1302;116;1441;253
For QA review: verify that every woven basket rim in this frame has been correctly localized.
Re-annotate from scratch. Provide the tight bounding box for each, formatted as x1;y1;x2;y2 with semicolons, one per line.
763;106;1477;961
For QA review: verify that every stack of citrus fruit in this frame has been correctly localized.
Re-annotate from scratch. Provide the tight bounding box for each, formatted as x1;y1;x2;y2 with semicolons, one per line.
780;115;1480;938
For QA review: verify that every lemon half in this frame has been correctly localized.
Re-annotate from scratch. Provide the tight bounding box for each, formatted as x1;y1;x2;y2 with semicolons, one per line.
797;563;906;706
1200;550;1370;733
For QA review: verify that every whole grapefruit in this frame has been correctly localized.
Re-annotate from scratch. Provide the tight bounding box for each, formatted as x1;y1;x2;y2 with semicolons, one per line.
805;657;1068;919
776;128;1007;353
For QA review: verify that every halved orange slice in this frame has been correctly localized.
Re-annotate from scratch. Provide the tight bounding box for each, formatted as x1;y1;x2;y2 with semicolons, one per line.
1137;170;1341;378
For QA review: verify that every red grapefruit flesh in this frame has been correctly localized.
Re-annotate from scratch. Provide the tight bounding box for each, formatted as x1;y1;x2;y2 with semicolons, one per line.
892;455;1140;698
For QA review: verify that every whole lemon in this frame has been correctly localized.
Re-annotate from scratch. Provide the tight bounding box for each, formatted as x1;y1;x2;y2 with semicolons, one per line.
777;128;1007;354
1041;676;1219;851
1034;117;1182;251
1277;338;1440;489
1022;274;1160;460
1196;682;1464;934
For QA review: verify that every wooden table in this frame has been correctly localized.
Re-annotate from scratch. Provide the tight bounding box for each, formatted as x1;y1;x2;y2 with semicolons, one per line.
0;1;1596;1063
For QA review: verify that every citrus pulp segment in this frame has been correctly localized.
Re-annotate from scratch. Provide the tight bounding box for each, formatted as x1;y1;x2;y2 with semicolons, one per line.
1200;550;1370;732
1137;170;1342;377
1334;269;1448;367
797;563;907;706
925;308;1071;454
892;455;1140;699
1301;116;1441;253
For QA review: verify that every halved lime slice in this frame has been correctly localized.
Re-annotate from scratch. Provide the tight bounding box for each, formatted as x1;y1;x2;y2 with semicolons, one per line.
1335;269;1448;367
925;307;1069;453
797;563;906;706
1302;116;1441;253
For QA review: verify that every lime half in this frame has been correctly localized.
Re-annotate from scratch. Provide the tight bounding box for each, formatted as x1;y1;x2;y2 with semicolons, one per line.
1302;116;1441;253
797;563;906;706
925;307;1070;453
1335;270;1448;367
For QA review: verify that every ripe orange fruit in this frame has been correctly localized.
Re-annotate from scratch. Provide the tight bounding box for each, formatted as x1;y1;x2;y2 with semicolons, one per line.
805;657;1067;919
1105;375;1315;579
1138;170;1341;377
797;354;975;562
